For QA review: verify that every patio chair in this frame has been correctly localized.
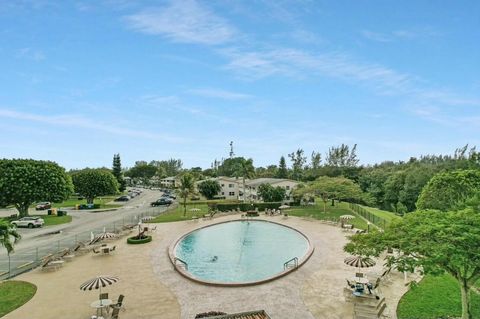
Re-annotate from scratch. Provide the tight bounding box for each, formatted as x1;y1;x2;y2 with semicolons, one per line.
110;246;116;252
109;294;125;312
110;307;121;319
92;247;100;254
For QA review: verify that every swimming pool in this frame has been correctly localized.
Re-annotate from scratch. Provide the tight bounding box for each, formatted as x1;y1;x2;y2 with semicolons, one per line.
171;220;313;285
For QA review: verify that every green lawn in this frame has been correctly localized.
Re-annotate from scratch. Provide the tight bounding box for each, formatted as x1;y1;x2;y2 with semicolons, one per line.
288;202;368;230
35;214;72;226
397;274;480;319
0;281;37;317
148;204;210;223
359;205;401;225
51;195;121;209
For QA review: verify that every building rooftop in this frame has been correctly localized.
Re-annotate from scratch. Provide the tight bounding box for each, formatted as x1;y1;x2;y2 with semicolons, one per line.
245;178;297;188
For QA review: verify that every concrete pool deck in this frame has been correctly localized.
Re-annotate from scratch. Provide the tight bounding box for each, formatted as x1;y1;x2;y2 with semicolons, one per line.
3;214;414;319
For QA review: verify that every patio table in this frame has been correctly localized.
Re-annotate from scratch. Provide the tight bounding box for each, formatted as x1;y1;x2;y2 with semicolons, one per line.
90;299;112;316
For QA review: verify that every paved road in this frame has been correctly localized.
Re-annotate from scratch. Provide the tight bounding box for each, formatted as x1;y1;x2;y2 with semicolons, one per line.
0;189;171;265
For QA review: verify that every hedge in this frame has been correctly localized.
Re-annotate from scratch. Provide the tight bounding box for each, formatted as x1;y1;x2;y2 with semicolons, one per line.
127;236;152;245
210;202;282;212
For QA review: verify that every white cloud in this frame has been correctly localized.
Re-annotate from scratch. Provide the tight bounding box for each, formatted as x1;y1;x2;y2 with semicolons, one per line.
361;27;442;42
360;30;391;42
125;0;236;45
188;88;252;100
0;109;183;142
16;48;45;61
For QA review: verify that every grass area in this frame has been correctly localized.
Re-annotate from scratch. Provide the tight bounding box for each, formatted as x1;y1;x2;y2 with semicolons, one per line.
288;202;368;230
397;274;480;319
148;204;210;223
0;281;37;317
359;205;402;225
51;195;121;209
35;214;72;226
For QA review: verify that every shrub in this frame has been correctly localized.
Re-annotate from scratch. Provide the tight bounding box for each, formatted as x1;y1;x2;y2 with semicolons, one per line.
211;202;282;212
127;235;152;245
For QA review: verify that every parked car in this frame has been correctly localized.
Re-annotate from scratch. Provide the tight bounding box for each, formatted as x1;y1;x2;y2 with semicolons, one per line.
150;198;172;206
114;195;130;202
11;217;45;228
35;202;51;210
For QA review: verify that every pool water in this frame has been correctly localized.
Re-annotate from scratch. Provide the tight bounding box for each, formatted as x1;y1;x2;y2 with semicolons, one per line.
174;220;310;284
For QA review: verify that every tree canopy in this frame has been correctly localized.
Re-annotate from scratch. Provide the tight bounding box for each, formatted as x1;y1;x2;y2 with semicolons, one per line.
0;159;73;217
125;163;157;185
112;154;126;192
257;183;286;202
197;179;221;200
294;176;367;212
416;169;480;211
178;173;196;216
71;169;119;203
345;203;480;319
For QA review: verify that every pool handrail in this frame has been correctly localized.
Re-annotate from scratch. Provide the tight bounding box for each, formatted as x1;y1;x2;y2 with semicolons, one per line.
284;257;298;270
174;257;188;270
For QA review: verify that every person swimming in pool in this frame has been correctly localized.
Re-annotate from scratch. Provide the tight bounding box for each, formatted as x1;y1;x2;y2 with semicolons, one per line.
211;256;218;262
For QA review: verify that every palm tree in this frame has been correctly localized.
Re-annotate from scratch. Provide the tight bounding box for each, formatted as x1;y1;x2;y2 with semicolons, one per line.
235;159;255;202
178;173;196;216
0;220;21;255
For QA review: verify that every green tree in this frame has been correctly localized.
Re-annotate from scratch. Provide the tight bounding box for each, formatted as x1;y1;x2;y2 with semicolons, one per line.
277;156;288;178
0;220;21;254
235;158;255;202
288;149;307;181
417;170;480;211
325;143;359;167
125;163;157;185
217;157;249;177
0;159;73;217
298;176;365;212
345;203;480;319
150;159;183;176
258;183;286;202
178;173;196;216
198;179;221;200
112;154;126;192
71;169;119;204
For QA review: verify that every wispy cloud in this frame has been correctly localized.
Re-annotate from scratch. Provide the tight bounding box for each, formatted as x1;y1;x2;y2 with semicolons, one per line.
361;27;442;42
124;0;236;45
188;88;252;100
0;109;183;142
16;48;45;61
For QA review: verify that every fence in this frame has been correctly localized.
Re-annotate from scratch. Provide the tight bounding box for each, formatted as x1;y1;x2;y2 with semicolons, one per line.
348;203;387;229
0;204;175;281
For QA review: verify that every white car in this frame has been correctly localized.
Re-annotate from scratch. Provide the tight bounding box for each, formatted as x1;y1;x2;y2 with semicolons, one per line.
11;217;45;228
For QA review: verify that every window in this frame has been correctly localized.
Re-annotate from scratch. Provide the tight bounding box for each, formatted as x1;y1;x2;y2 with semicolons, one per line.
221;184;225;187
229;184;234;188
221;192;224;195
229;192;235;196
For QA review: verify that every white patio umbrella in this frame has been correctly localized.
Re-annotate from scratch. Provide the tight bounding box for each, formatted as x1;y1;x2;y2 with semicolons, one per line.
340;215;355;220
190;208;201;212
80;275;119;306
141;215;154;221
344;256;376;268
279;205;290;210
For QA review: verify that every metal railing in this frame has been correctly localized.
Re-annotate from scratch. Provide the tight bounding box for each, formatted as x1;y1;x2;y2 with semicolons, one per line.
174;257;188;270
284;257;298;270
0;204;175;280
348;203;387;229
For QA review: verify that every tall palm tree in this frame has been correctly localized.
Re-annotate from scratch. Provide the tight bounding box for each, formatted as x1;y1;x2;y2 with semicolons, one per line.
235;159;255;202
0;220;21;255
178;173;196;216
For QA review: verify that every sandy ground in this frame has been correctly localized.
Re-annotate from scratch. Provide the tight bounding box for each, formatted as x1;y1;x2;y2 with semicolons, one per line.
3;215;414;319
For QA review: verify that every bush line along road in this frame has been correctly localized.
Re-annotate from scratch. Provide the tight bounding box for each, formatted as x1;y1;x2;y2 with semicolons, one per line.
0;189;169;264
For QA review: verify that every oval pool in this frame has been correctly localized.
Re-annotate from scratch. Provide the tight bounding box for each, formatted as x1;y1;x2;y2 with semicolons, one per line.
172;220;313;285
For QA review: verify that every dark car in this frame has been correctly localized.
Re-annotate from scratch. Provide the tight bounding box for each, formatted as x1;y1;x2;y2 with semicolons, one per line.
114;195;130;202
35;202;51;210
151;198;172;206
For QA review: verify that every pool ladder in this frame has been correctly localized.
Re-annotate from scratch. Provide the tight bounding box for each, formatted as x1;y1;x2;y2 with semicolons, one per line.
174;257;188;270
284;257;298;270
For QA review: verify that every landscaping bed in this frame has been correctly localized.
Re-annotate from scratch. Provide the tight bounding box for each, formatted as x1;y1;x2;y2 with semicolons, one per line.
127;235;152;244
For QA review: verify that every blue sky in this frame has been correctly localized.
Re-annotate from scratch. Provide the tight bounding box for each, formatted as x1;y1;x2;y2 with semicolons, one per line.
1;1;479;169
